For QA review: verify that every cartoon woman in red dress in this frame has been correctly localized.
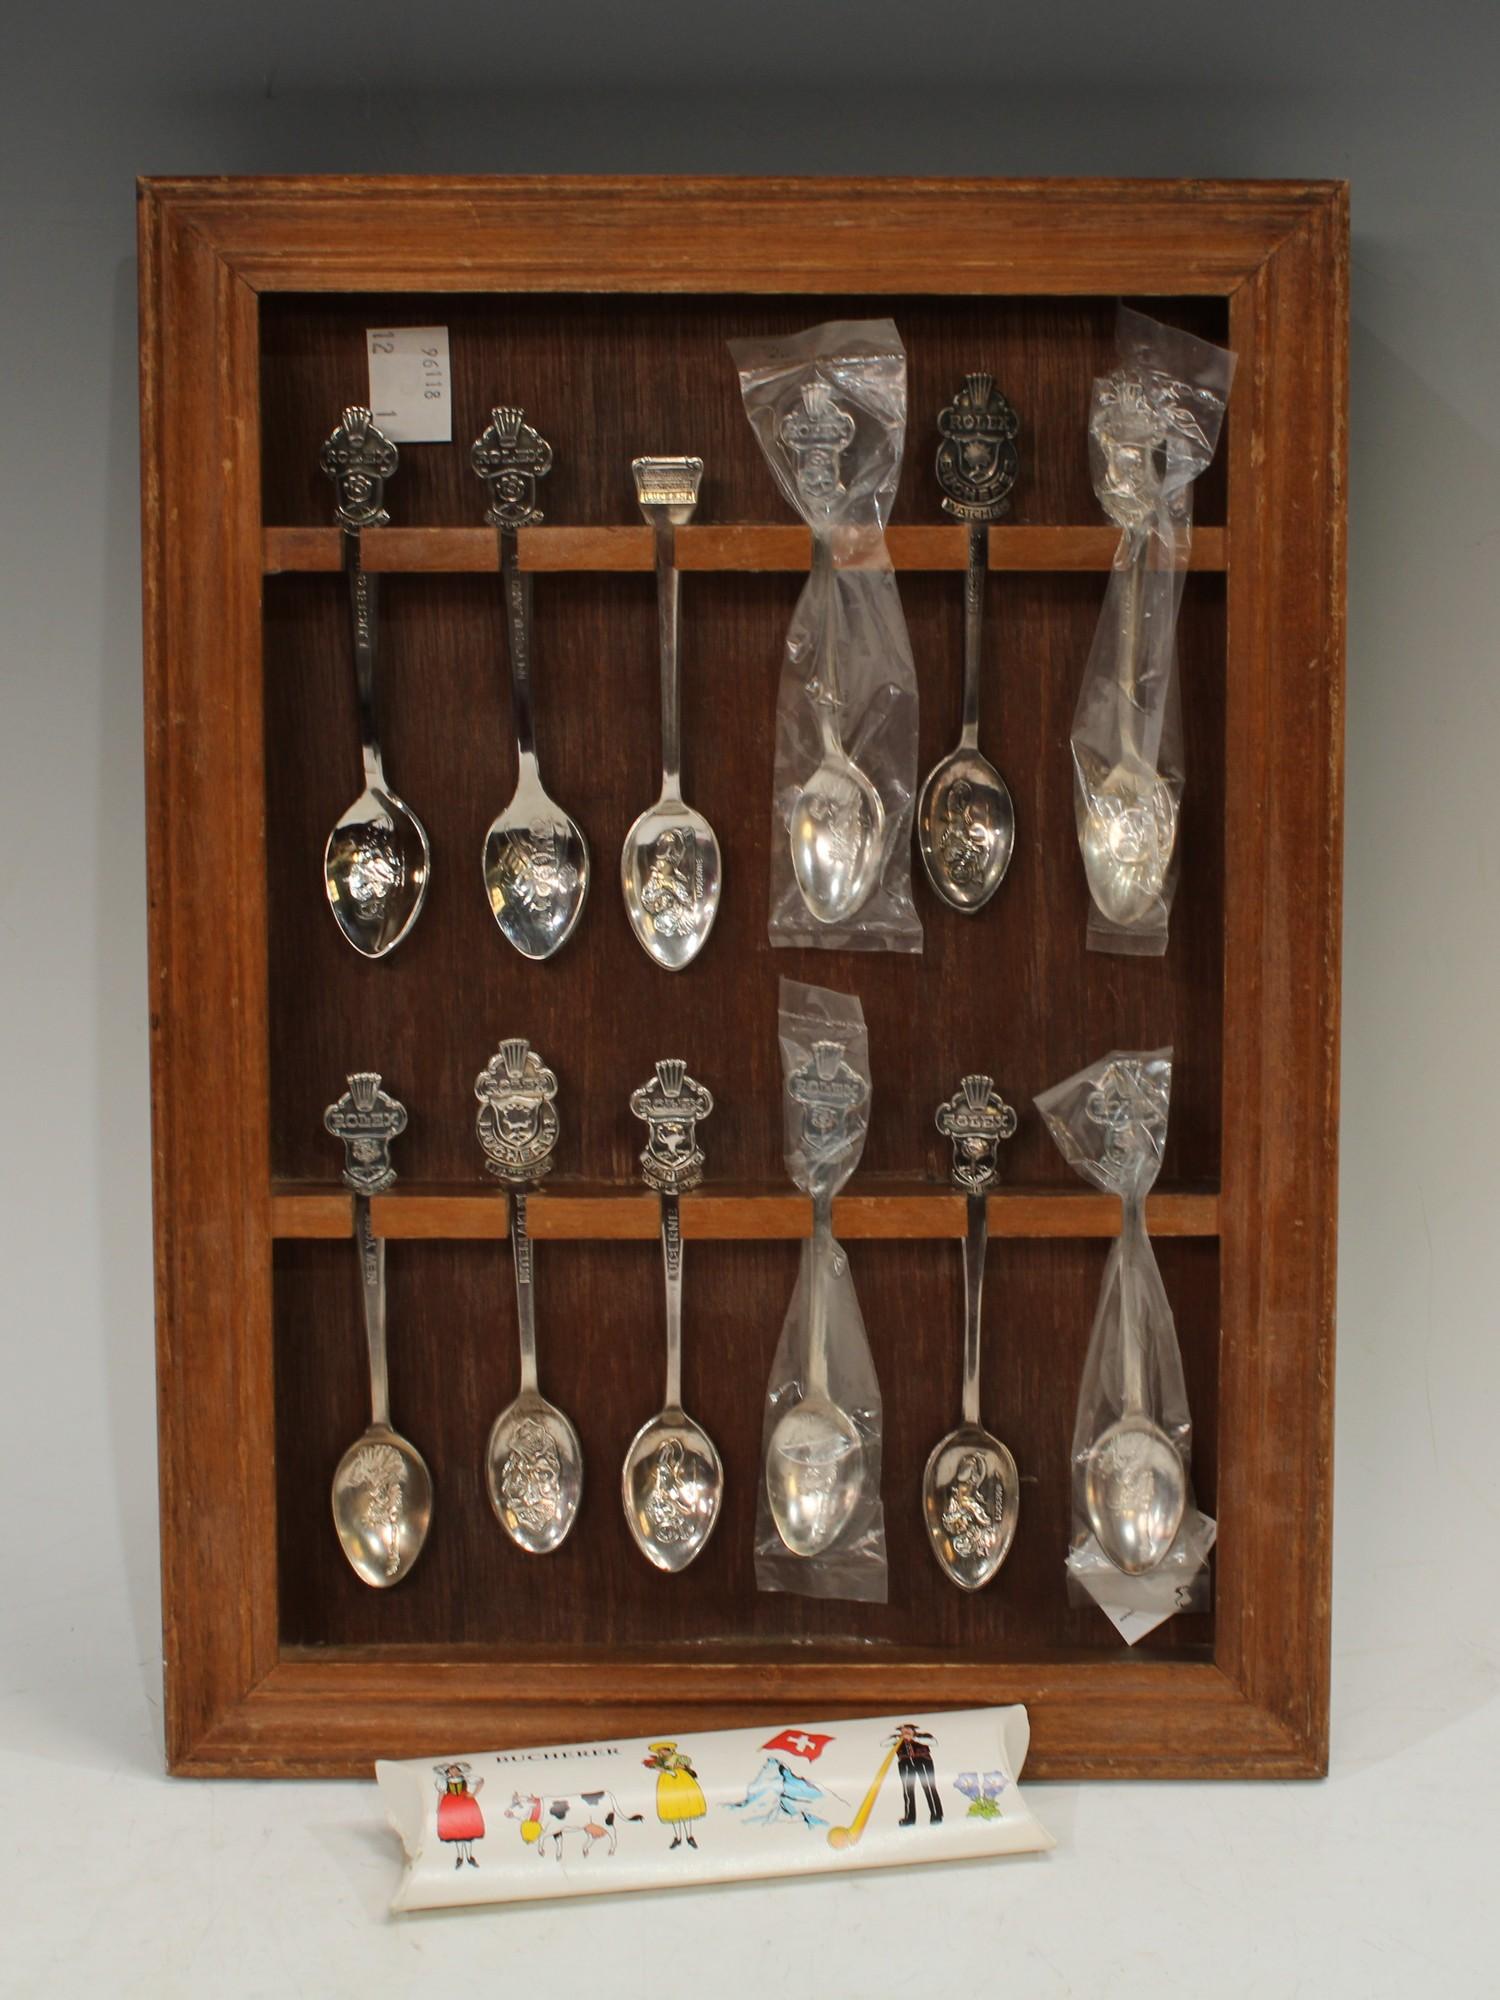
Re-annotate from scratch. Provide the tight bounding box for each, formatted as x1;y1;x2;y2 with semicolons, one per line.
434;1761;486;1869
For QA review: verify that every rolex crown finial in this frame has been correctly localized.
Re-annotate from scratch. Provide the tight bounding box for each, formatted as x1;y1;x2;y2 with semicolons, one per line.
499;1037;532;1083
348;1071;382;1113
965;372;994;410
656;1058;687;1097
962;1072;995;1111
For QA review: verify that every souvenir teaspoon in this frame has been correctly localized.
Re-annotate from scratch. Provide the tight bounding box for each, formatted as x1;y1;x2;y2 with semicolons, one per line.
320;410;431;958
917;375;1020;912
621;1062;724;1571
1079;387;1178;926
1082;1185;1186;1573
765;1037;869;1557
781;384;886;925
923;1076;1021;1588
472;408;591;960
621;457;722;968
474;1039;583;1554
324;1074;432;1587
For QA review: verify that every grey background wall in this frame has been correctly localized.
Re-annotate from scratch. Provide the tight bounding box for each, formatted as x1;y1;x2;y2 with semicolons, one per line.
4;2;1498;1988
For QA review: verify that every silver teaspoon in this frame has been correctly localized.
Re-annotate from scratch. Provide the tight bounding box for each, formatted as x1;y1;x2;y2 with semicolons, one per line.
319;410;431;958
621;458;722;969
780;384;885;925
1078;527;1178;925
475;1040;583;1555
472;409;590;960
918;375;1020;913
324;1074;432;1587
622;1062;723;1571
1082;1188;1186;1573
924;1076;1020;1588
765;1185;865;1557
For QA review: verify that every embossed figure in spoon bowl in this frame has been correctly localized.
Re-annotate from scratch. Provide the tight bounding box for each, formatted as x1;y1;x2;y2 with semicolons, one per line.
621;457;722;969
917;375;1020;914
621;1061;724;1571
475;1038;583;1554
472;409;591;961
324;1072;433;1586
320;410;431;958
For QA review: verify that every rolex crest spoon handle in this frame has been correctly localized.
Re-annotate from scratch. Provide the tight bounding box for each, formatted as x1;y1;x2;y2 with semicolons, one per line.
319;407;431;959
620;456;722;970
472;407;591;961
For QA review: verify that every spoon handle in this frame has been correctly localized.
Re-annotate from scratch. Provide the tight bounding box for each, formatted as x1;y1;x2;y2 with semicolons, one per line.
660;1191;684;1410
498;529;539;768
806;1188;835;1399
1118;1190;1149;1415
344;531;385;791
510;1190;540;1396
959;522;986;750
960;1189;988;1426
355;1194;391;1430
1117;528;1150;755
651;518;682;794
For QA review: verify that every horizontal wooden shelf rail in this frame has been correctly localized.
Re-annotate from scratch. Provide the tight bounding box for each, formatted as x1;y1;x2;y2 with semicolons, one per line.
263;523;1228;576
270;1182;1221;1242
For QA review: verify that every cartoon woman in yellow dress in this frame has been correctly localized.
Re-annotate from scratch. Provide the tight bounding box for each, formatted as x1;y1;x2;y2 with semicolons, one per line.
643;1740;706;1850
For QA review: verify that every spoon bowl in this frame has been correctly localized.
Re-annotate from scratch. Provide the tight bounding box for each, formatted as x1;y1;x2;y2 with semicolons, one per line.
621;796;721;970
324;786;431;958
483;782;590;962
765;1392;864;1557
621;1408;724;1573
789;755;885;926
486;1392;583;1556
922;1423;1019;1591
1080;764;1178;928
1083;1412;1186;1575
331;1423;433;1588
917;749;1015;913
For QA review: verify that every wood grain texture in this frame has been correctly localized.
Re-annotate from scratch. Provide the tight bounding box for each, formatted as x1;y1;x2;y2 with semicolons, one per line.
263;523;1228;575
138;174;1340;297
267;1184;1222;1240
139;175;1344;1780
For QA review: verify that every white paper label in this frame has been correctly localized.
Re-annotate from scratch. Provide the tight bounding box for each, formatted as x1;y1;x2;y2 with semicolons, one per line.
366;326;451;443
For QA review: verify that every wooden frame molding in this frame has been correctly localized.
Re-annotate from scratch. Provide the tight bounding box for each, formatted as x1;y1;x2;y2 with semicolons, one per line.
140;176;1345;1779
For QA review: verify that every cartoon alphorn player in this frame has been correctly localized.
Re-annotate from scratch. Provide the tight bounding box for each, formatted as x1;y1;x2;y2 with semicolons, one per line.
891;1722;942;1826
434;1761;486;1869
643;1740;706;1851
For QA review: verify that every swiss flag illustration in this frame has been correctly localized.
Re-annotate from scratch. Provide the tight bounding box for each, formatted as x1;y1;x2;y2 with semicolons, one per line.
762;1728;833;1762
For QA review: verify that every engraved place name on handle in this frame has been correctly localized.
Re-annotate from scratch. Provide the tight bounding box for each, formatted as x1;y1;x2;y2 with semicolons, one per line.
936;373;1020;525
321;406;399;531
475;1037;560;1186
630;1059;714;1197
935;1073;1018;1195
324;1071;407;1194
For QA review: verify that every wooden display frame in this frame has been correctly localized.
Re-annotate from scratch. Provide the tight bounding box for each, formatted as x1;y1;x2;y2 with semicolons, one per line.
139;176;1345;1778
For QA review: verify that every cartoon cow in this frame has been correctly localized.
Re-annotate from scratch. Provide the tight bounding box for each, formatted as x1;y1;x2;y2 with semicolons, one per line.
504;1789;643;1860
